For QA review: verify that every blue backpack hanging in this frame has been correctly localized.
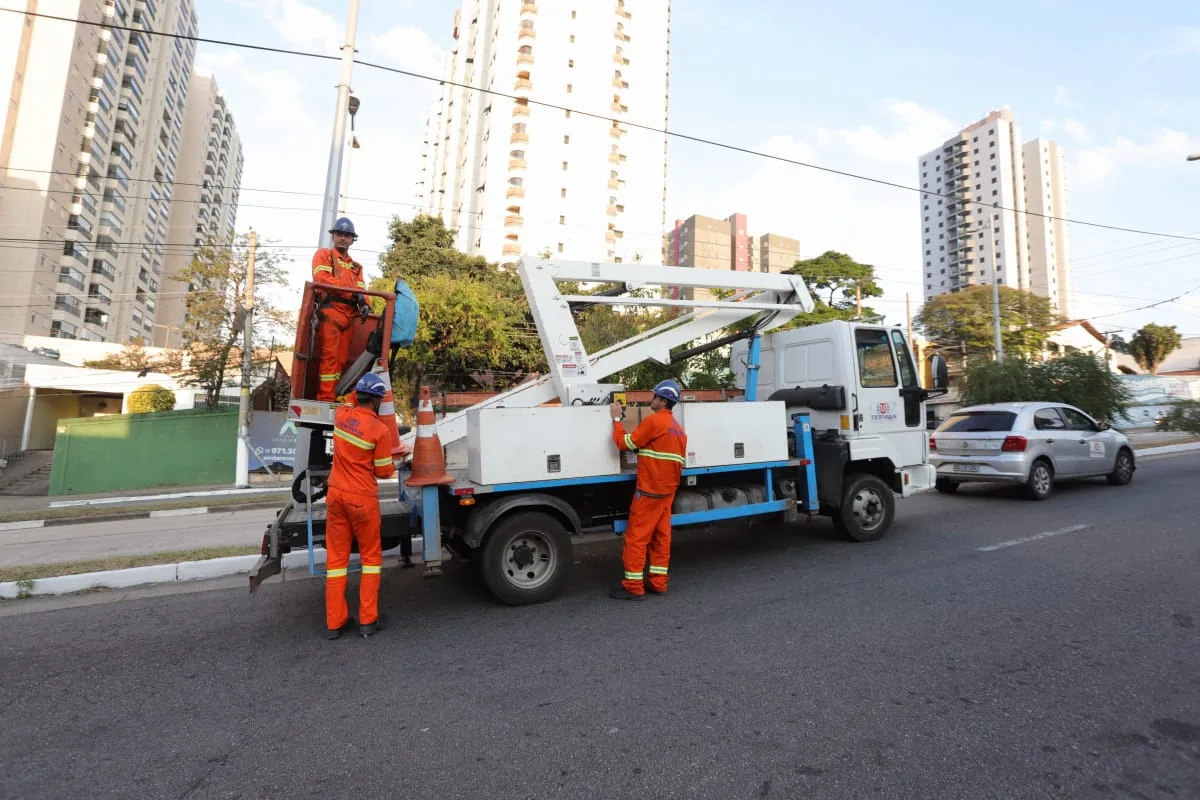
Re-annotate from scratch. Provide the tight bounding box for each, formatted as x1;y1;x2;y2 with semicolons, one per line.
391;278;419;347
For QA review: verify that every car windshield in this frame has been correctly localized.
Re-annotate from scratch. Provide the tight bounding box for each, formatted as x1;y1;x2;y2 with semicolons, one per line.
937;411;1017;433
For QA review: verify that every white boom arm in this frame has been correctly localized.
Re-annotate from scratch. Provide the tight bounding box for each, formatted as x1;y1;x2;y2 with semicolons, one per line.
400;257;815;450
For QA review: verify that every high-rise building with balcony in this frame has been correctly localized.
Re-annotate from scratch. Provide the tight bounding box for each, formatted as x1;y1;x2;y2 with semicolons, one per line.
416;0;670;264
153;72;243;348
0;0;207;344
662;211;800;301
918;108;1072;317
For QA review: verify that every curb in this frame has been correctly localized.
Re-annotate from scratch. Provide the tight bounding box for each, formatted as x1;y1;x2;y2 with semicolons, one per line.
1134;442;1200;458
0;500;289;532
0;542;421;600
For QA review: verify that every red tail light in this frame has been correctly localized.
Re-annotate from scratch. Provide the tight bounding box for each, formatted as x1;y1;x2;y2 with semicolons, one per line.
1001;436;1027;452
929;436;937;451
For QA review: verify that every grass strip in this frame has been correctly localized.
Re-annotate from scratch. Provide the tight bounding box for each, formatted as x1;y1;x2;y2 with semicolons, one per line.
0;492;288;523
0;546;262;583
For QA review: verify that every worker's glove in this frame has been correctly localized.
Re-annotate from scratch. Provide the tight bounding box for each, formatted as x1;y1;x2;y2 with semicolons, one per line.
358;297;371;321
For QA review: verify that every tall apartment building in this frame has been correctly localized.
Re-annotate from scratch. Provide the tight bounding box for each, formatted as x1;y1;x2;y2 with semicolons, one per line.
416;0;671;264
154;72;243;348
662;211;800;300
664;212;800;274
917;108;1072;317
0;0;201;344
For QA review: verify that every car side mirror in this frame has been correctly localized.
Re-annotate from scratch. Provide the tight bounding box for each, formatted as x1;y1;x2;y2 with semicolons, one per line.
930;354;949;390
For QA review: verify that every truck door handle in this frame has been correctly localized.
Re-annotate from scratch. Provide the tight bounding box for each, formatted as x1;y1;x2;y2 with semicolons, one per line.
1046;438;1055;444
1078;439;1086;444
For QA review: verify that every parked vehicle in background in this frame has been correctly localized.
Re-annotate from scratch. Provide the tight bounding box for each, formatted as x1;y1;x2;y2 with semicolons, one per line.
929;402;1135;500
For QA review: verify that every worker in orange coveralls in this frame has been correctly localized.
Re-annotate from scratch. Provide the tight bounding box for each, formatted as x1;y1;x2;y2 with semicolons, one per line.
312;216;368;401
609;379;687;601
325;373;396;639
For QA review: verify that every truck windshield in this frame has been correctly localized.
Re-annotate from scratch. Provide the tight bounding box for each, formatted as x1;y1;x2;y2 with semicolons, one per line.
937;411;1016;433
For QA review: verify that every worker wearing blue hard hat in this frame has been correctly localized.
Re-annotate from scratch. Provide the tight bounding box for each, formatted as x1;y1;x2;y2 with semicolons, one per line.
608;379;688;600
311;216;368;401
323;371;396;639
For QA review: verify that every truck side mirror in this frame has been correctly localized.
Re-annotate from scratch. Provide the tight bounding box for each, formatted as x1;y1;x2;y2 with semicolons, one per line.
930;354;949;390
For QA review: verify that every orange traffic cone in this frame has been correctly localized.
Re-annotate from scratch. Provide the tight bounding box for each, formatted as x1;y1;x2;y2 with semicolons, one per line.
406;385;454;486
374;369;411;464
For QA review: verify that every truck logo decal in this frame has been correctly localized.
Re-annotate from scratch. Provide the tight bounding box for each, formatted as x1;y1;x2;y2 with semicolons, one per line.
870;402;897;422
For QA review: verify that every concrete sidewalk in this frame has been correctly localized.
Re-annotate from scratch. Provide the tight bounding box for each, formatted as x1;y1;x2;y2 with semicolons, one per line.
0;474;293;513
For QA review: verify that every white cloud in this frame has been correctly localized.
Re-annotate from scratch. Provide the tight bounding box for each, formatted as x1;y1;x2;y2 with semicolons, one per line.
815;100;957;167
1040;117;1091;142
366;25;445;76
238;0;340;55
1072;129;1200;187
1142;25;1200;59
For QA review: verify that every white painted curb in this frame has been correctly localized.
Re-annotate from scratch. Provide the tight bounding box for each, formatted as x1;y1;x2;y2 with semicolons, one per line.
0;542;419;600
0;520;46;532
1136;442;1200;458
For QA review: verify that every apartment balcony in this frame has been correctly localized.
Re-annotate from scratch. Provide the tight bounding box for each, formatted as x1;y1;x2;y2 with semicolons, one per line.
612;77;629;89
612;53;629;65
512;102;530;117
608;152;621;164
518;27;536;40
520;2;537;14
508;158;527;170
514;78;532;91
54;296;82;317
504;215;524;228
517;53;534;66
610;102;628;114
506;186;525;199
58;271;86;292
615;31;630;42
607;178;622;190
502;242;522;257
607;204;620;217
510;132;529;146
605;231;617;243
610;124;627;139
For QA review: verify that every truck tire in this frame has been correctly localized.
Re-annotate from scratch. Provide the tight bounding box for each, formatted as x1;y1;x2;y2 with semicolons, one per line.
480;510;572;606
831;473;895;543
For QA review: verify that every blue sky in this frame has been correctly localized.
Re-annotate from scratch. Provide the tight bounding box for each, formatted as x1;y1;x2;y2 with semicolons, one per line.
196;0;1200;340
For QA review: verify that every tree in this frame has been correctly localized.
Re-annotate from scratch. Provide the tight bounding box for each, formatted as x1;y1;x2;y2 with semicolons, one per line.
1158;401;1200;434
958;351;1132;422
171;233;293;408
83;340;181;375
915;285;1059;359
127;383;176;413
1107;333;1130;354
1128;323;1181;374
785;250;882;324
378;217;546;411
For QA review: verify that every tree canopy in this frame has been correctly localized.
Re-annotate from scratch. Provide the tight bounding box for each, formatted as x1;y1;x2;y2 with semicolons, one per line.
171;233;293;408
958;351;1132;422
915;285;1059;359
83;340;181;375
785;250;882;325
1128;323;1181;374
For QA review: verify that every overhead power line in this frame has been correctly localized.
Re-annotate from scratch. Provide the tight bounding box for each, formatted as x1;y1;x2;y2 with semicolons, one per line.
4;7;1199;245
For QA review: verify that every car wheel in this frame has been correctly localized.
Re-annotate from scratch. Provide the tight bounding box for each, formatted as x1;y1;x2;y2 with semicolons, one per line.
831;473;895;542
1025;459;1054;501
935;477;958;494
1106;448;1135;486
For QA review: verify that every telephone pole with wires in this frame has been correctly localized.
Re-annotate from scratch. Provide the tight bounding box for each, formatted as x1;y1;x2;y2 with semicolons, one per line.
235;231;257;489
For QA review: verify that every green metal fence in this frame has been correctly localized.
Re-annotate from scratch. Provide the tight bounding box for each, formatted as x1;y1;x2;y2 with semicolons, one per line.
49;408;237;496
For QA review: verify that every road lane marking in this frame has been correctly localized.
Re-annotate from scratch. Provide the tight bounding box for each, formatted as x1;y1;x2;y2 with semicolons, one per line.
976;523;1092;553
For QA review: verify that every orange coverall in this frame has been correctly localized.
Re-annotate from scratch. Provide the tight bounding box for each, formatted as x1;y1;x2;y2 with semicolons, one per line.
612;409;688;595
311;247;366;401
325;403;396;631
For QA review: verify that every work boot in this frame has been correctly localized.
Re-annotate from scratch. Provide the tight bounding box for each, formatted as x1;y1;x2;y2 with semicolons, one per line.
645;583;666;595
609;586;646;601
359;613;389;638
326;618;354;640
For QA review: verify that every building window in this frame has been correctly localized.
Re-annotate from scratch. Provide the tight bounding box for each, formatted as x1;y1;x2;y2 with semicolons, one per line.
560;188;567;197
559;215;565;224
562;161;568;170
563;135;569;144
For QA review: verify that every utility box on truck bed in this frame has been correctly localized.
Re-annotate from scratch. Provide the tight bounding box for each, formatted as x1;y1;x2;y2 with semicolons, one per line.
675;401;789;468
467;406;622;485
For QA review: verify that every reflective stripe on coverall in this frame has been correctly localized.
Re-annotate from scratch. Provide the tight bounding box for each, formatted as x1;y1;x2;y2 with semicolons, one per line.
312;247;366;401
612;409;687;594
325;404;396;630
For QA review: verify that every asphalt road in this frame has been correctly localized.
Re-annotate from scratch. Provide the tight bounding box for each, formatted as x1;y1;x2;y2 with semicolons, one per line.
2;452;1198;800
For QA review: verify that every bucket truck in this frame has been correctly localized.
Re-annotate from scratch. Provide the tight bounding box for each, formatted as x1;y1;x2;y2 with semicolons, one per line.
250;257;948;605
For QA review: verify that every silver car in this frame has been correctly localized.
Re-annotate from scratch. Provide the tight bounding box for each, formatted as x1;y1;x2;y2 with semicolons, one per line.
930;402;1136;500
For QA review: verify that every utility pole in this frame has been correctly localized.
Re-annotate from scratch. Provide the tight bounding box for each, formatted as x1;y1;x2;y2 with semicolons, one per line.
235;230;257;489
985;215;1004;363
855;279;863;317
317;0;361;245
299;0;360;498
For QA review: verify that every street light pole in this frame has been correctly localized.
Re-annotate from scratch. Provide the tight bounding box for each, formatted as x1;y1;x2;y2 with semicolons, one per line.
982;216;1004;363
317;0;361;246
235;230;257;489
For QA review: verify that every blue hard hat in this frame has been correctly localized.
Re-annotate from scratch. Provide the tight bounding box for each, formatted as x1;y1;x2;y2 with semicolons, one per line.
355;373;387;397
652;379;681;404
329;216;357;238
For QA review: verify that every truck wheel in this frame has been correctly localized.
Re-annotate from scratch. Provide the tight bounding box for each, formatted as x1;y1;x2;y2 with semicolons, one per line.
291;470;328;504
480;511;572;606
831;473;895;543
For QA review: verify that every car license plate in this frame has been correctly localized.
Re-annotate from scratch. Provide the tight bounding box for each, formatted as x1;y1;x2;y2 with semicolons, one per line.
953;464;980;473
